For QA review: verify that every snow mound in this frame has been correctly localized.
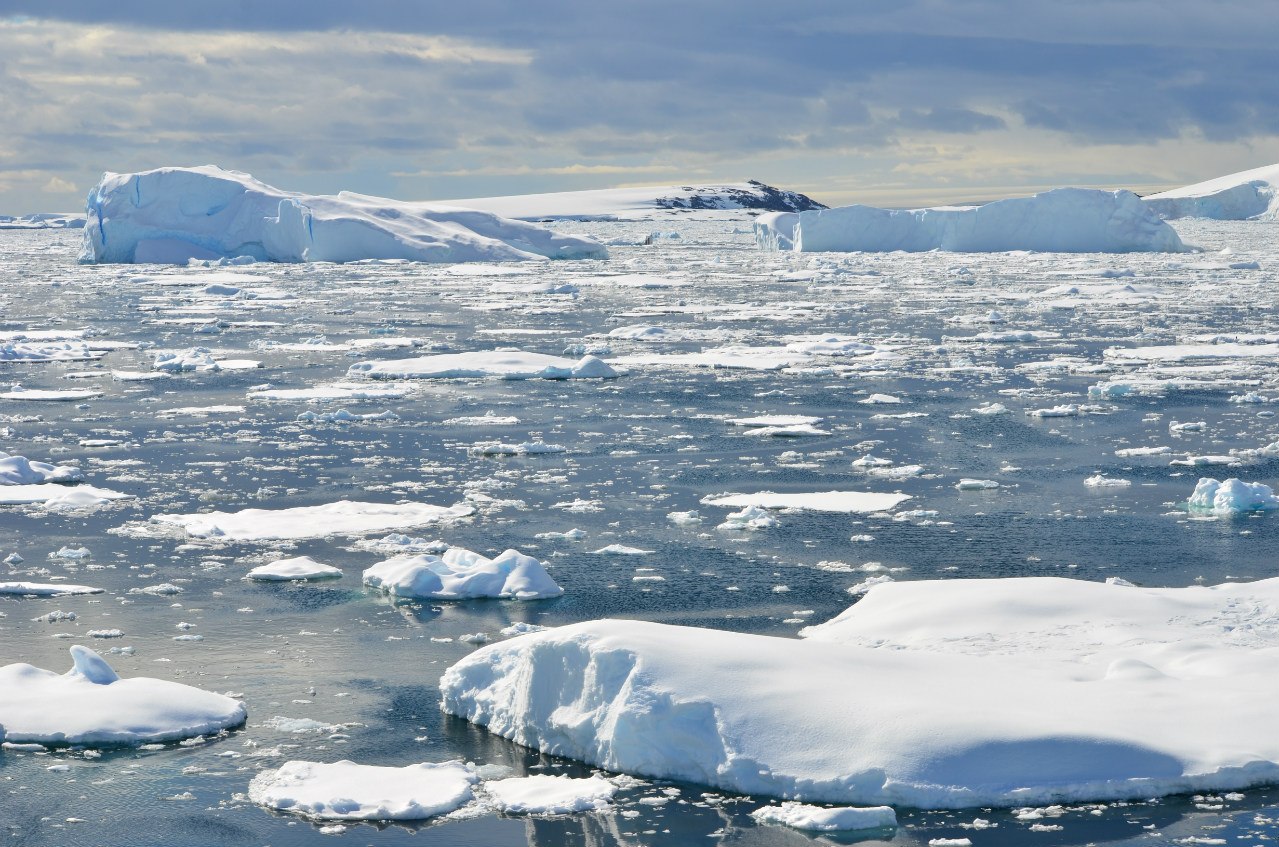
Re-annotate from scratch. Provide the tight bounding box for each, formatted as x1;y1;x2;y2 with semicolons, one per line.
755;189;1185;254
434;180;824;222
752;802;897;832
1144;163;1279;220
245;556;343;581
148;500;475;541
442;575;1279;808
0;454;83;485
80;165;607;265
1186;477;1279;515
483;774;617;814
363;547;562;600
0;646;246;745
349;351;617;381
248;760;477;821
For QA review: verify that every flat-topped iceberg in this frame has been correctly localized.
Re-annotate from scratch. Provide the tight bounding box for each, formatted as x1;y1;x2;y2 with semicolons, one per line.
1144;162;1279;220
147;500;475;541
755;188;1185;254
349;351;617;381
0;646;246;745
80;166;608;265
442;575;1279;808
363;547;563;600
249;760;477;821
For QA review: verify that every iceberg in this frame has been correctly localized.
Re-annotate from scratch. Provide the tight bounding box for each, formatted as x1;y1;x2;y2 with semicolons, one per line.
1186;477;1279;515
244;556;343;581
1144;162;1279;220
363;547;563;600
0;646;246;745
79;166;608;265
754;188;1185;254
441;575;1279;808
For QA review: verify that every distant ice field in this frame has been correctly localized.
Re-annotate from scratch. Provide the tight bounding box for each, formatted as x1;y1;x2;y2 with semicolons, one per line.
3;214;1279;846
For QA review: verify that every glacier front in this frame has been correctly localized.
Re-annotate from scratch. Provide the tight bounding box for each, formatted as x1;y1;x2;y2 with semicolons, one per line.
79;166;608;264
754;188;1185;254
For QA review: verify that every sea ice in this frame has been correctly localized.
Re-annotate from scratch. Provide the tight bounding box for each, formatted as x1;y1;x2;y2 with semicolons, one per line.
349;351;617;381
148;500;475;541
244;556;343;581
755;189;1185;253
443;575;1279;807
81;166;607;264
248;760;477;820
751;802;897;832
0;454;83;485
483;774;617;814
363;547;562;600
0;646;246;745
0;582;103;596
1186;478;1279;515
702;491;911;513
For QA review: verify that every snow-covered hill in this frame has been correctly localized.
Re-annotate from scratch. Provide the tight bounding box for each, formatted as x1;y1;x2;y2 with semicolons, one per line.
437;180;825;221
1144;162;1279;220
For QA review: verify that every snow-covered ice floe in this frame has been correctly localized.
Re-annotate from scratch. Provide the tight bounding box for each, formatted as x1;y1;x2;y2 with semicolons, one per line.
483;774;616;814
442;575;1279;807
751;802;897;832
0;454;83;485
348;351;617;381
1145;162;1279;220
0;581;103;596
244;556;343;581
0;646;246;745
0;484;132;508
702;491;911;513
248;760;477;821
145;500;475;541
754;188;1186;254
363;548;562;600
80;165;608;265
1186;477;1279;515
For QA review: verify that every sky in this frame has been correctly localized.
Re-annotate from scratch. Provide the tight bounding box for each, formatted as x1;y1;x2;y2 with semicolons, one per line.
2;1;1279;212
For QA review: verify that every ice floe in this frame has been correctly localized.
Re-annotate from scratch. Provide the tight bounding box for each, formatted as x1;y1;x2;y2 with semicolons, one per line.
1186;478;1279;515
703;491;911;513
145;500;474;541
349;351;617;381
483;774;617;814
244;556;343;581
0;646;246;745
248;760;477;820
362;547;562;600
752;802;897;832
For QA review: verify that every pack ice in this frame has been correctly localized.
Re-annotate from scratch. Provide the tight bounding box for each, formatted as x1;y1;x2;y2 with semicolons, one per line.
1145;162;1279;220
0;646;246;745
363;547;563;600
754;188;1185;253
248;760;477;820
79;166;608;264
441;575;1279;808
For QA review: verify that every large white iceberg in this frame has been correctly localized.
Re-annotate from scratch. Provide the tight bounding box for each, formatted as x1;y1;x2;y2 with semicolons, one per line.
1186;477;1279;515
248;759;477;820
754;188;1185;254
0;646;246;745
363;547;563;600
441;575;1279;808
1144;162;1279;220
80;166;608;264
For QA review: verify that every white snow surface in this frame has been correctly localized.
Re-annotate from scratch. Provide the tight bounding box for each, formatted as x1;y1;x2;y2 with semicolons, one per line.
80;166;607;265
1186;477;1279;515
349;351;617;381
244;556;343;581
0;646;246;745
0;454;83;485
1145;162;1279;220
755;189;1185;254
483;774;617;814
752;802;897;832
363;547;562;600
0;582;104;596
248;759;477;820
149;500;475;541
702;491;911;513
442;575;1279;808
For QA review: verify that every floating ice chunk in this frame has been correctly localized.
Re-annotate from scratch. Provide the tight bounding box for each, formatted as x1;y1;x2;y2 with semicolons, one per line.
148;500;475;541
755;189;1185;253
1085;475;1132;488
717;505;779;531
296;409;397;424
1027;404;1080;418
0;646;246;745
590;544;653;556
349;351;617;381
860;394;901;404
363;547;562;600
249;382;413;402
752;802;897;832
245;556;343;581
954;479;999;491
81;166;607;264
484;774;617;814
608;325;668;340
703;491;911;513
0;454;83;485
1187;478;1279;515
533;528;587;541
848;575;894;595
0;386;101;402
466;441;566;456
0;341;102;362
248;760;477;821
0;484;131;507
1231;392;1269;404
1115;446;1171;457
500;622;549;637
730;415;823;428
666;510;703;526
971;403;1009;415
0;582;103;596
